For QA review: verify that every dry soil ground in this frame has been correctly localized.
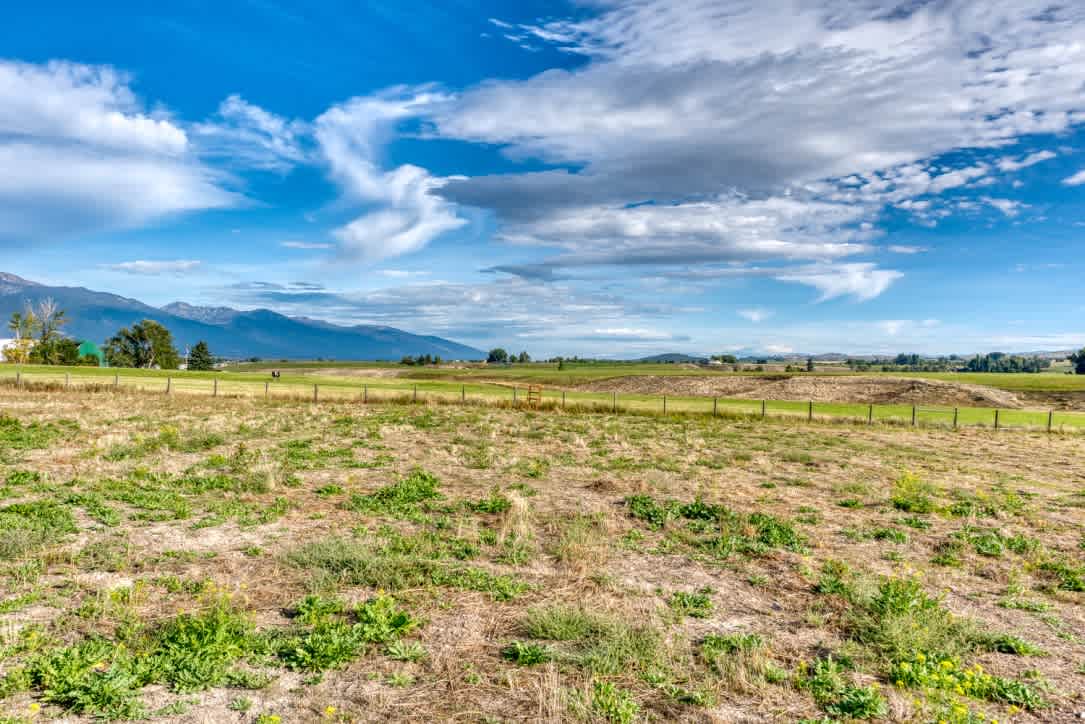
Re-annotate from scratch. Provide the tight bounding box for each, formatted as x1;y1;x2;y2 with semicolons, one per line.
0;387;1082;723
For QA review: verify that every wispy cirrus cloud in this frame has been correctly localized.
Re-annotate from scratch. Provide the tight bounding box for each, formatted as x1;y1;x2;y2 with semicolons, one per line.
103;259;203;275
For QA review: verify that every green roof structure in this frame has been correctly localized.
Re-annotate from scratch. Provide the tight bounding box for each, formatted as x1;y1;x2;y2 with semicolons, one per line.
77;341;105;367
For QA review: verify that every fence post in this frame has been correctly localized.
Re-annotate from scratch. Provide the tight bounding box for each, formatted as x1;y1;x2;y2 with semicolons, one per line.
994;409;1000;430
265;381;269;398
1047;410;1053;433
166;377;170;395
562;390;566;409
663;395;667;414
911;406;916;426
713;397;717;417
761;399;766;419
363;385;368;404
512;387;516;404
114;374;119;390
15;371;20;387
65;373;70;389
313;384;318;403
808;400;813;421
213;378;218;397
613;392;617;413
414;385;418;403
952;407;958;429
462;385;465;402
868;404;873;425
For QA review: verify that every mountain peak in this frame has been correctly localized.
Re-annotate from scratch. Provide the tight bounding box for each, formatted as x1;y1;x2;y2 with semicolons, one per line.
160;302;240;325
0;272;40;294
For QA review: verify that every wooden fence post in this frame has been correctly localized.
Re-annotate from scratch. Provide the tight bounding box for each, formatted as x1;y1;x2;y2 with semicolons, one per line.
952;407;958;429
265;381;269;398
313;384;318;403
1047;410;1054;433
868;404;873;425
994;409;1000;430
761;399;766;419
363;385;368;404
213;378;217;397
562;390;566;409
612;392;617;413
114;374;119;390
166;377;170;394
663;395;667;414
65;373;70;389
911;406;916;426
808;400;813;421
462;385;465;402
713;397;717;417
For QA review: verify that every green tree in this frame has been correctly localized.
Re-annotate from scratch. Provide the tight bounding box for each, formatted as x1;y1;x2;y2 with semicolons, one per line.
187;341;214;371
487;348;509;364
18;298;69;364
105;320;180;369
1069;348;1085;375
517;351;531;363
806;357;815;372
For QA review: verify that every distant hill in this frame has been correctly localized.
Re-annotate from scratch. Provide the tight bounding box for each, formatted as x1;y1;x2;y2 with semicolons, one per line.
0;273;484;361
635;353;708;364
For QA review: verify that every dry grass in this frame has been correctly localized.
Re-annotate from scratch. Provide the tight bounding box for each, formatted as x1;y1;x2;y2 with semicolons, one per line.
0;386;1082;722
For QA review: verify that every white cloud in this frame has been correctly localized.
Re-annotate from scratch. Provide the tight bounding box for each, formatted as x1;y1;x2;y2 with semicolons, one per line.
280;240;334;250
737;308;772;323
774;263;903;302
314;89;467;263
429;1;1085;296
981;197;1024;217
1063;169;1085;186
585;328;681;341
887;245;926;254
104;259;203;275
997;150;1056;172
0;60;237;243
380;269;430;278
192;94;308;171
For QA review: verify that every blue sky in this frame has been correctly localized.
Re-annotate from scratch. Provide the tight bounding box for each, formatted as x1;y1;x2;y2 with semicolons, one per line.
3;0;1085;357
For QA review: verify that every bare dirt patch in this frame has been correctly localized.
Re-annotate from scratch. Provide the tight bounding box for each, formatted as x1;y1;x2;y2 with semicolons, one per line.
578;374;1025;408
295;367;407;378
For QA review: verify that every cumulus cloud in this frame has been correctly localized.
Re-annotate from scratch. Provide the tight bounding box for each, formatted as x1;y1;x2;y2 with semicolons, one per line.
0;59;237;243
313;88;467;263
104;259;203;275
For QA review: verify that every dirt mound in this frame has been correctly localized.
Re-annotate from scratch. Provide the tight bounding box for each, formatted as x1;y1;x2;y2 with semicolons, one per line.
578;375;1024;408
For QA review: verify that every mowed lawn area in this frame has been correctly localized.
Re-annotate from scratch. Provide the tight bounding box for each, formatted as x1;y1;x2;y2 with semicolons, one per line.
0;384;1082;721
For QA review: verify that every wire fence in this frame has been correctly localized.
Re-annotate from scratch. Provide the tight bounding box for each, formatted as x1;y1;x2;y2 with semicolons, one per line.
1;368;1082;433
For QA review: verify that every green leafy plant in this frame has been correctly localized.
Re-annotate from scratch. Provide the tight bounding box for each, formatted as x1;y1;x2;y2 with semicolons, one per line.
501;640;552;666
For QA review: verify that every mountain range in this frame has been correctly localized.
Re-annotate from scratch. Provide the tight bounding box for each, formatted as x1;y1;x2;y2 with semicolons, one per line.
0;273;484;361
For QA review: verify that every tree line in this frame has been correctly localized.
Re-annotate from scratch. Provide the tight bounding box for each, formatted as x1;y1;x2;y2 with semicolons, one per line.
4;300;216;371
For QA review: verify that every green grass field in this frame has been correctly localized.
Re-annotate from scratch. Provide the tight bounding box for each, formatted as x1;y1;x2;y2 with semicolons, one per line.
235;360;1085;392
2;364;1083;431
